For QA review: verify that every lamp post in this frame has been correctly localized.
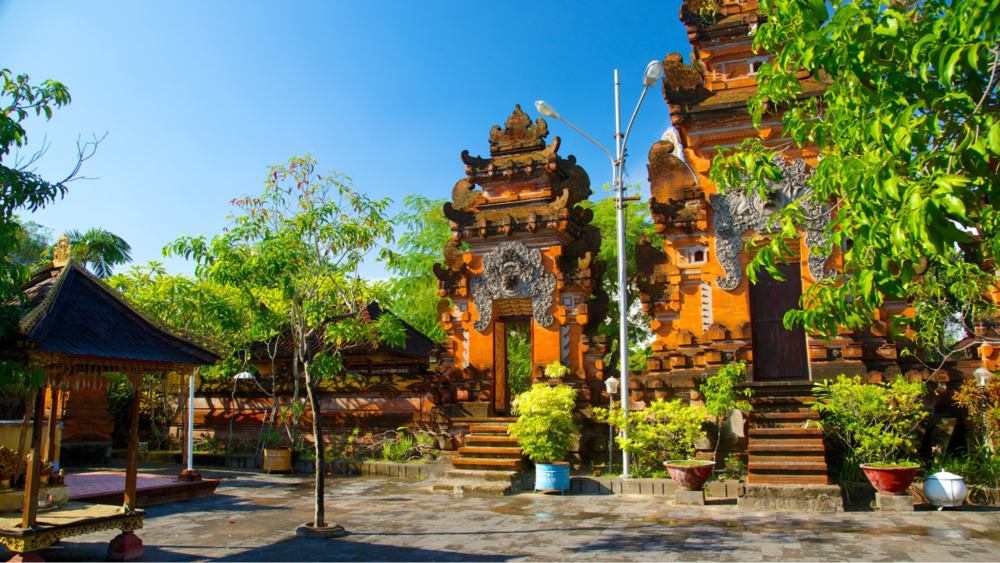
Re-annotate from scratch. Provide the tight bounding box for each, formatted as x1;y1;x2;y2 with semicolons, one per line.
180;369;202;482
603;375;620;474
536;59;663;480
975;366;994;452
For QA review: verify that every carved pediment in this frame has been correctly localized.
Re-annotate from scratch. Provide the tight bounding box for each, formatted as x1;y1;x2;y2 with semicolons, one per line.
470;241;557;332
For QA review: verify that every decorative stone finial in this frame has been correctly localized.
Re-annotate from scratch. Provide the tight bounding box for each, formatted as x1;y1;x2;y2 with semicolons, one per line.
52;234;72;267
488;104;549;156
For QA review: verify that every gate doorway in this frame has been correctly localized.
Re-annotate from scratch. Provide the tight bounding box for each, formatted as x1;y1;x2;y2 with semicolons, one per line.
748;262;810;380
493;316;533;414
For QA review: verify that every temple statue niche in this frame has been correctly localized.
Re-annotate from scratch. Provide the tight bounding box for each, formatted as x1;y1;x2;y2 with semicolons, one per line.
433;105;611;420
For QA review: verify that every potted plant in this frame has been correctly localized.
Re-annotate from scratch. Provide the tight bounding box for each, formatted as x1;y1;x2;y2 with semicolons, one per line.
0;447;17;489
810;375;927;494
543;361;569;383
595;398;710;488
507;383;579;494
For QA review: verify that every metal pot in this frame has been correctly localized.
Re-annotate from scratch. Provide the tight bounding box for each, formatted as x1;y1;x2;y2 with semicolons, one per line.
923;471;968;509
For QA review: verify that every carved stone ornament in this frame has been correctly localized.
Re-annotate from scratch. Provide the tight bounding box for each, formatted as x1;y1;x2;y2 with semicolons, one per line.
470;241;557;332
709;156;835;291
52;234;72;267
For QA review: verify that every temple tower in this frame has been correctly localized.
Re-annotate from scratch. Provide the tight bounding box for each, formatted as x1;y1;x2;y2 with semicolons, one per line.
433;105;611;462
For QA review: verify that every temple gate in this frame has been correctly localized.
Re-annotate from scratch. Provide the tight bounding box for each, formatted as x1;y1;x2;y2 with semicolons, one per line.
433;105;611;469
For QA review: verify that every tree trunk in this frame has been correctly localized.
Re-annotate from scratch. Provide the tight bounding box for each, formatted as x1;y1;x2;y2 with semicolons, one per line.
303;360;325;528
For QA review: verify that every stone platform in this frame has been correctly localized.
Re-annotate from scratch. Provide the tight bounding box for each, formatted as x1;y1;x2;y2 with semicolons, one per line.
65;471;217;508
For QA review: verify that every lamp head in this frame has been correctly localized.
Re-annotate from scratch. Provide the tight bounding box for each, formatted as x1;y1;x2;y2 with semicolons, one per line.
535;100;560;120
974;366;993;388
233;371;255;380
604;376;620;395
643;60;665;86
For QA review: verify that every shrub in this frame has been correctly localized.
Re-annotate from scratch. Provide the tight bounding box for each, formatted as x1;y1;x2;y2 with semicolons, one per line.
543;361;569;380
508;384;579;464
953;376;1000;449
594;398;709;477
810;375;927;466
700;361;753;459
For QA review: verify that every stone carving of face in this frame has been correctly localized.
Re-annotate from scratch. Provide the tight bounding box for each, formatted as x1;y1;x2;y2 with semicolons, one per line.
501;262;520;295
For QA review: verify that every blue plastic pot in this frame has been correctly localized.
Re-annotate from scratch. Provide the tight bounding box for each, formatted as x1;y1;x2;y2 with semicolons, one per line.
535;462;570;494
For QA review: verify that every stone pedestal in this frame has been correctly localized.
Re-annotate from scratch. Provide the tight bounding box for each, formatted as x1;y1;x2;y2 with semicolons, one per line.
876;493;914;512
8;553;45;562
178;469;202;482
675;490;706;505
107;531;143;561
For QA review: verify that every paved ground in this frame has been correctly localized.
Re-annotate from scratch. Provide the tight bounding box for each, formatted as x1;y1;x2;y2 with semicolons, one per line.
11;462;1000;562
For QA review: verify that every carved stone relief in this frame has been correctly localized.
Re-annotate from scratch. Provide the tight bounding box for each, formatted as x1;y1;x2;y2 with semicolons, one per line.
471;241;557;332
709;156;835;290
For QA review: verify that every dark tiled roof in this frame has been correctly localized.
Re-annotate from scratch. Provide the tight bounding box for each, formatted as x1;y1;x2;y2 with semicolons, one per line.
250;302;435;363
10;263;220;365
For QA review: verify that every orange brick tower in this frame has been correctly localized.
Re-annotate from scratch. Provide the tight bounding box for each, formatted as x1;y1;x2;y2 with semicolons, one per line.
432;105;612;466
632;0;917;486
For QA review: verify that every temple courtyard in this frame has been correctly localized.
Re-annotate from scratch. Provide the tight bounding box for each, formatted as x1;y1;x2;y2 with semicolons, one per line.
8;463;999;562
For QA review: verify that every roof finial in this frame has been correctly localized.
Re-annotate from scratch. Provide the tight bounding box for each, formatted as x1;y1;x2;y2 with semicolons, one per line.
53;234;72;267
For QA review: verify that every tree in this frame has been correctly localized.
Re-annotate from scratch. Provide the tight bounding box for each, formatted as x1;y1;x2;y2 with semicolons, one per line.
709;0;1000;367
167;154;403;532
6;217;50;270
384;195;452;342
1;68;102;385
62;227;132;278
578;184;663;363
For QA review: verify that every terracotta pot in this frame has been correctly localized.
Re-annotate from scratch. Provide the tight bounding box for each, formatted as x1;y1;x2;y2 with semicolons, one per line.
664;460;715;491
860;463;920;495
0;476;11;489
39;473;51;485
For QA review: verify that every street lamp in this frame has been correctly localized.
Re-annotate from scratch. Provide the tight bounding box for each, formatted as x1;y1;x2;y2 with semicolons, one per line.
535;59;663;480
603;376;620;473
975;366;993;388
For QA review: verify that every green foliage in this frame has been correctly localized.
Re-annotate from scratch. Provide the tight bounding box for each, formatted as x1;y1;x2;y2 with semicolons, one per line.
543;360;569;379
810;375;928;465
701;361;753;419
194;434;226;454
628;343;653;373
508;384;579;463
594;399;709;477
506;324;532;397
709;0;1000;356
578;186;662;364
7;217;50;271
925;437;1000;489
61;227;132;278
953;376;1000;448
384;195;455;342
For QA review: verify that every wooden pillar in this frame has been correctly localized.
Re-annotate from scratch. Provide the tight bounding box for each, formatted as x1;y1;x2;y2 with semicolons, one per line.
21;387;46;529
123;380;141;512
45;388;61;464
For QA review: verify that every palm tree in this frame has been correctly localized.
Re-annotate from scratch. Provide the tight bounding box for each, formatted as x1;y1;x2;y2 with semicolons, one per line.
62;227;132;278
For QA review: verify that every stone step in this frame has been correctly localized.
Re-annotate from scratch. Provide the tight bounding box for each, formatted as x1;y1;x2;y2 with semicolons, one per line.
452;417;518;423
451;458;524;471
439;469;520;483
746;473;829;485
468;425;512;435
749;427;823;438
466;435;519;447
749;442;825;453
749;454;826;463
457;446;522;458
750;411;820;421
750;397;816;405
749;460;828;472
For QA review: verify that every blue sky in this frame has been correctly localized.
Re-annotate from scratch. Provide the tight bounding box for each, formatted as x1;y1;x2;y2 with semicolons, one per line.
1;1;691;279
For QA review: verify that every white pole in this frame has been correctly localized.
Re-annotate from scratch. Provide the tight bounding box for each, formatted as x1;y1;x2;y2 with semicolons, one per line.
613;69;631;480
187;370;195;472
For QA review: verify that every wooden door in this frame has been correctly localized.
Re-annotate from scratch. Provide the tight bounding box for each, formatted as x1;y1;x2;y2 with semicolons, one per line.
493;321;508;414
749;263;809;380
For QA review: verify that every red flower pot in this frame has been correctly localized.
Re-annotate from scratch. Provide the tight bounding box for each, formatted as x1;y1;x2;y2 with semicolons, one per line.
664;460;715;491
860;464;920;495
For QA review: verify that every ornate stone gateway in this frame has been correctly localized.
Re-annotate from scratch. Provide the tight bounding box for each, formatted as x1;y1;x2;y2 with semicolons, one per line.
433;105;611;448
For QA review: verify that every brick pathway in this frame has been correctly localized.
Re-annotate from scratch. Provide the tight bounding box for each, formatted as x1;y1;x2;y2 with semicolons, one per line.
17;465;1000;561
64;472;177;497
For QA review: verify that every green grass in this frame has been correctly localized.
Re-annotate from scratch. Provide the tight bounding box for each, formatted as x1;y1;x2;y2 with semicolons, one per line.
665;460;713;467
863;461;921;469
